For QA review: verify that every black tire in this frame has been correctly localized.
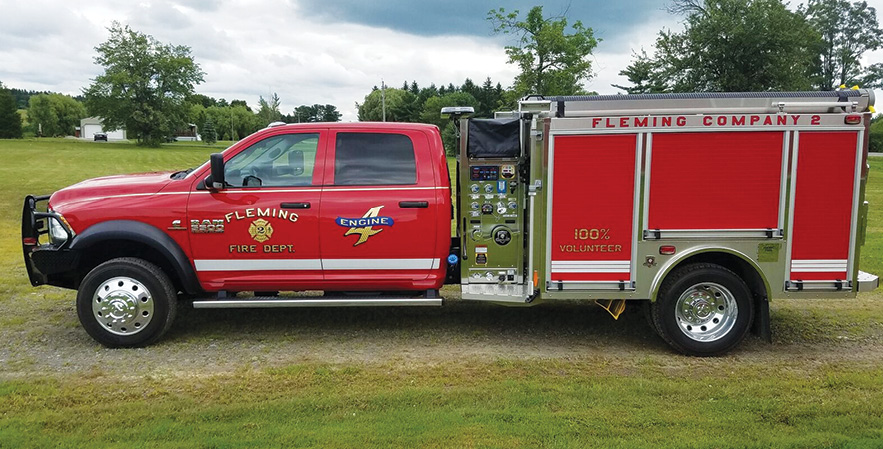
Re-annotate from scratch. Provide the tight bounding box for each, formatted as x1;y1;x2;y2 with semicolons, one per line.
651;263;754;356
76;257;177;347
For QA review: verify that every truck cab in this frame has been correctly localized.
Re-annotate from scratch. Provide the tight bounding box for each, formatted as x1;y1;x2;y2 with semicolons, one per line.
23;122;451;347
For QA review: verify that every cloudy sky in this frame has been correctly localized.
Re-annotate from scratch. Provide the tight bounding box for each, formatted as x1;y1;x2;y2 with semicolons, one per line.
1;0;881;121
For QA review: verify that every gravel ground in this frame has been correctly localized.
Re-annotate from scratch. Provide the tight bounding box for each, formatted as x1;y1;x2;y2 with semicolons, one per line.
2;284;882;379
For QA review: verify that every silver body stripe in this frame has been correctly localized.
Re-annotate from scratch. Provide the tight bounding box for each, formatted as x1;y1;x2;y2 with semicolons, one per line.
791;259;848;272
551;261;630;273
194;258;441;272
195;259;321;271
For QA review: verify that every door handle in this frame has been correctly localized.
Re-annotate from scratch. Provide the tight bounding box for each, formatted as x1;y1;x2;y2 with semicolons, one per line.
399;201;428;208
281;202;311;209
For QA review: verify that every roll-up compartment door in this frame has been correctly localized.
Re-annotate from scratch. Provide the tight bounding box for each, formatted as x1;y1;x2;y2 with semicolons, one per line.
788;131;859;285
647;132;785;237
549;134;638;289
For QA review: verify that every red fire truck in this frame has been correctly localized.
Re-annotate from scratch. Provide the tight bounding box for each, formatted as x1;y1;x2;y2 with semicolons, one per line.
22;89;878;356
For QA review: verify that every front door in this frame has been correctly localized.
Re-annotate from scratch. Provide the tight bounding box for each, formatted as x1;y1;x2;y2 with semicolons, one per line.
318;129;440;290
187;129;326;291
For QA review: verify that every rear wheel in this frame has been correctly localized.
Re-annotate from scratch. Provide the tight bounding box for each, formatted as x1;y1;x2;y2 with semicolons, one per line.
76;257;177;347
651;263;753;356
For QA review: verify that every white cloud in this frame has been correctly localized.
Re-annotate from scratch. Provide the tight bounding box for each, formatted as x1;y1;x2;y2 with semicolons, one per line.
1;0;881;120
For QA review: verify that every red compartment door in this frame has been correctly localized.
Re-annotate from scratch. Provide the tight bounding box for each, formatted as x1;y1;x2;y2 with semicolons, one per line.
648;132;784;231
550;134;637;284
789;131;859;282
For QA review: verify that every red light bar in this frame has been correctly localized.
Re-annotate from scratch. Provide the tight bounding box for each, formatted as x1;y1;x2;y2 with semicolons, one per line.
845;114;862;125
23;237;37;245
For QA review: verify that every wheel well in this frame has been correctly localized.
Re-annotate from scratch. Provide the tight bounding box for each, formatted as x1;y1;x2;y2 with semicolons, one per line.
665;252;770;304
77;240;185;293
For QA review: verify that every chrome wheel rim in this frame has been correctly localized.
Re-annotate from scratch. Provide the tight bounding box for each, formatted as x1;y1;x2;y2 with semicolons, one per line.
674;282;738;342
92;276;154;336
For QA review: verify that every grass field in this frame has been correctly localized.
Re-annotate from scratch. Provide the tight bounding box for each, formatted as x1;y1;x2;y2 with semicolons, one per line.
1;138;883;448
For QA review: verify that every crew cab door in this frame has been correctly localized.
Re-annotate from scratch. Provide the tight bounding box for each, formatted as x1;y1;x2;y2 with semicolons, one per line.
318;130;440;289
187;129;326;291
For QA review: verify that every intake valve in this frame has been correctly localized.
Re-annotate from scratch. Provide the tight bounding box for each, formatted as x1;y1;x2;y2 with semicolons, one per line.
493;227;512;246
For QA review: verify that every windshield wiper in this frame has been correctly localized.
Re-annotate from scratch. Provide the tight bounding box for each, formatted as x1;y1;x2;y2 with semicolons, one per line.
170;168;195;180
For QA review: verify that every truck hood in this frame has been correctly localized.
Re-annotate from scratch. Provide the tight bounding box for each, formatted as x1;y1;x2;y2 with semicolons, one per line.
50;171;178;207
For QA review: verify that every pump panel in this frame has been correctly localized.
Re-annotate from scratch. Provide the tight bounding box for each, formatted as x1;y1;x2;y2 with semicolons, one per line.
459;118;527;290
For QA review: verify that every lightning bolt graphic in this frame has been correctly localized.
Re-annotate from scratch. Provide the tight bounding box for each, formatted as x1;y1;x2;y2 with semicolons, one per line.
344;206;384;246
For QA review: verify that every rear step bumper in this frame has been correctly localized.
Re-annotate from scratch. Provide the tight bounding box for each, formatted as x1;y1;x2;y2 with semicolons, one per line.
192;297;443;309
857;270;879;292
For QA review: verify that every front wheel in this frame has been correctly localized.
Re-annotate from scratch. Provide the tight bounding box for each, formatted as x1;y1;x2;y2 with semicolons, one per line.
651;263;754;356
76;257;177;347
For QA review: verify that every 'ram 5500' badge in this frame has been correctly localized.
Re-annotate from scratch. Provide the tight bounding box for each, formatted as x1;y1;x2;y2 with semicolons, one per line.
336;206;394;246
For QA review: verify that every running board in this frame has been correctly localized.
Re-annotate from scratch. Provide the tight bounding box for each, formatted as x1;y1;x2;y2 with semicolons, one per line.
192;297;443;309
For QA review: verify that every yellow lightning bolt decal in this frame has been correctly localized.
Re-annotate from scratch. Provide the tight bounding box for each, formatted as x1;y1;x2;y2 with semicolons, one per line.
344;206;384;246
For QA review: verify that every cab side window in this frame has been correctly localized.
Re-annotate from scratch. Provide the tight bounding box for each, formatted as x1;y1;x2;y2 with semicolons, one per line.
224;133;319;187
334;133;416;185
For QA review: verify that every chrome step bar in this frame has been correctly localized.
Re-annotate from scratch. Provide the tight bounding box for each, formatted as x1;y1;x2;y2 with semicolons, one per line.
192;297;443;309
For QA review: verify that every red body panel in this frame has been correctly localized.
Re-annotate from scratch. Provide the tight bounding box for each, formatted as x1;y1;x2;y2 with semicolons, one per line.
648;132;784;230
550;134;636;282
789;131;858;281
50;122;450;293
318;128;444;290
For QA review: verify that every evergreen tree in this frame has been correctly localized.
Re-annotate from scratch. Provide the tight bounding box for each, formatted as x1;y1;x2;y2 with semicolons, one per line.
0;84;23;139
202;116;217;145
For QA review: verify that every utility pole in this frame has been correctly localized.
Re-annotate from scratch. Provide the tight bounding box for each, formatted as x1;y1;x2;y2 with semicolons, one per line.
381;79;386;122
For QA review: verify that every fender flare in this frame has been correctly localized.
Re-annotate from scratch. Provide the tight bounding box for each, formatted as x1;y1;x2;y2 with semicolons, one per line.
648;246;772;303
69;220;202;294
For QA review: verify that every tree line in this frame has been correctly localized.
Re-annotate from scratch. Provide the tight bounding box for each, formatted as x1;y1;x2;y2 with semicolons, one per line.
616;0;882;93
2;1;883;145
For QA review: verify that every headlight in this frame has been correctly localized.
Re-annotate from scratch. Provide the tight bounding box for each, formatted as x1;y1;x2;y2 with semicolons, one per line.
48;215;72;245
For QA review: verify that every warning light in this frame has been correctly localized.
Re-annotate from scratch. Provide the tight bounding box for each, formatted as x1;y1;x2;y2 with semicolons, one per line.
845;114;862;125
659;245;676;255
22;237;37;245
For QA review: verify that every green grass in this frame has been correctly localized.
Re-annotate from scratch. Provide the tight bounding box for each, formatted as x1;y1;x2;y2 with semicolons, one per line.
2;362;883;448
1;139;883;448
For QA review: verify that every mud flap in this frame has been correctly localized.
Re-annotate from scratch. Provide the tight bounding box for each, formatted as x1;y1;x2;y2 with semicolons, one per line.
751;296;771;343
596;299;627;320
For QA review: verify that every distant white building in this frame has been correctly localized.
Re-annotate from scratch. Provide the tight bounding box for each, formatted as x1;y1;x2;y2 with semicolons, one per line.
79;117;127;140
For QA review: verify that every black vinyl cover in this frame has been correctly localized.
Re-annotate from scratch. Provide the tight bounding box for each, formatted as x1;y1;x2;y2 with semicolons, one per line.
467;118;521;158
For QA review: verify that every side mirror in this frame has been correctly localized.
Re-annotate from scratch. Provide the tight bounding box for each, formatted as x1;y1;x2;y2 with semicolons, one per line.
289;150;304;176
210;153;225;189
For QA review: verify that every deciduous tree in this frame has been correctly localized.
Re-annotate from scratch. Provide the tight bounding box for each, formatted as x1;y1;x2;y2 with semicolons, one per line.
257;93;282;125
617;0;819;93
356;88;419;122
803;0;883;89
84;22;204;146
287;104;342;123
488;6;597;97
27;93;86;136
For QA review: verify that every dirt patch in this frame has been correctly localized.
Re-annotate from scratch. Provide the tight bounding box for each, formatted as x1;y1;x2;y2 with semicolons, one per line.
2;287;883;379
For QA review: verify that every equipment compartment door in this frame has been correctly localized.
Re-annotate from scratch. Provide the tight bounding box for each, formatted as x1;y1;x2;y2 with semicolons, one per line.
787;131;860;286
548;134;639;290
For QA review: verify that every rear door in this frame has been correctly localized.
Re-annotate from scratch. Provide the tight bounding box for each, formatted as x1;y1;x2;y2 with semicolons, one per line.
187;129;326;291
318;129;441;289
787;131;861;288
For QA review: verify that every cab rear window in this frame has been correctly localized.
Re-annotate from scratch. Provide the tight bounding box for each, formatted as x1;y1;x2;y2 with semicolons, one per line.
334;133;416;185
